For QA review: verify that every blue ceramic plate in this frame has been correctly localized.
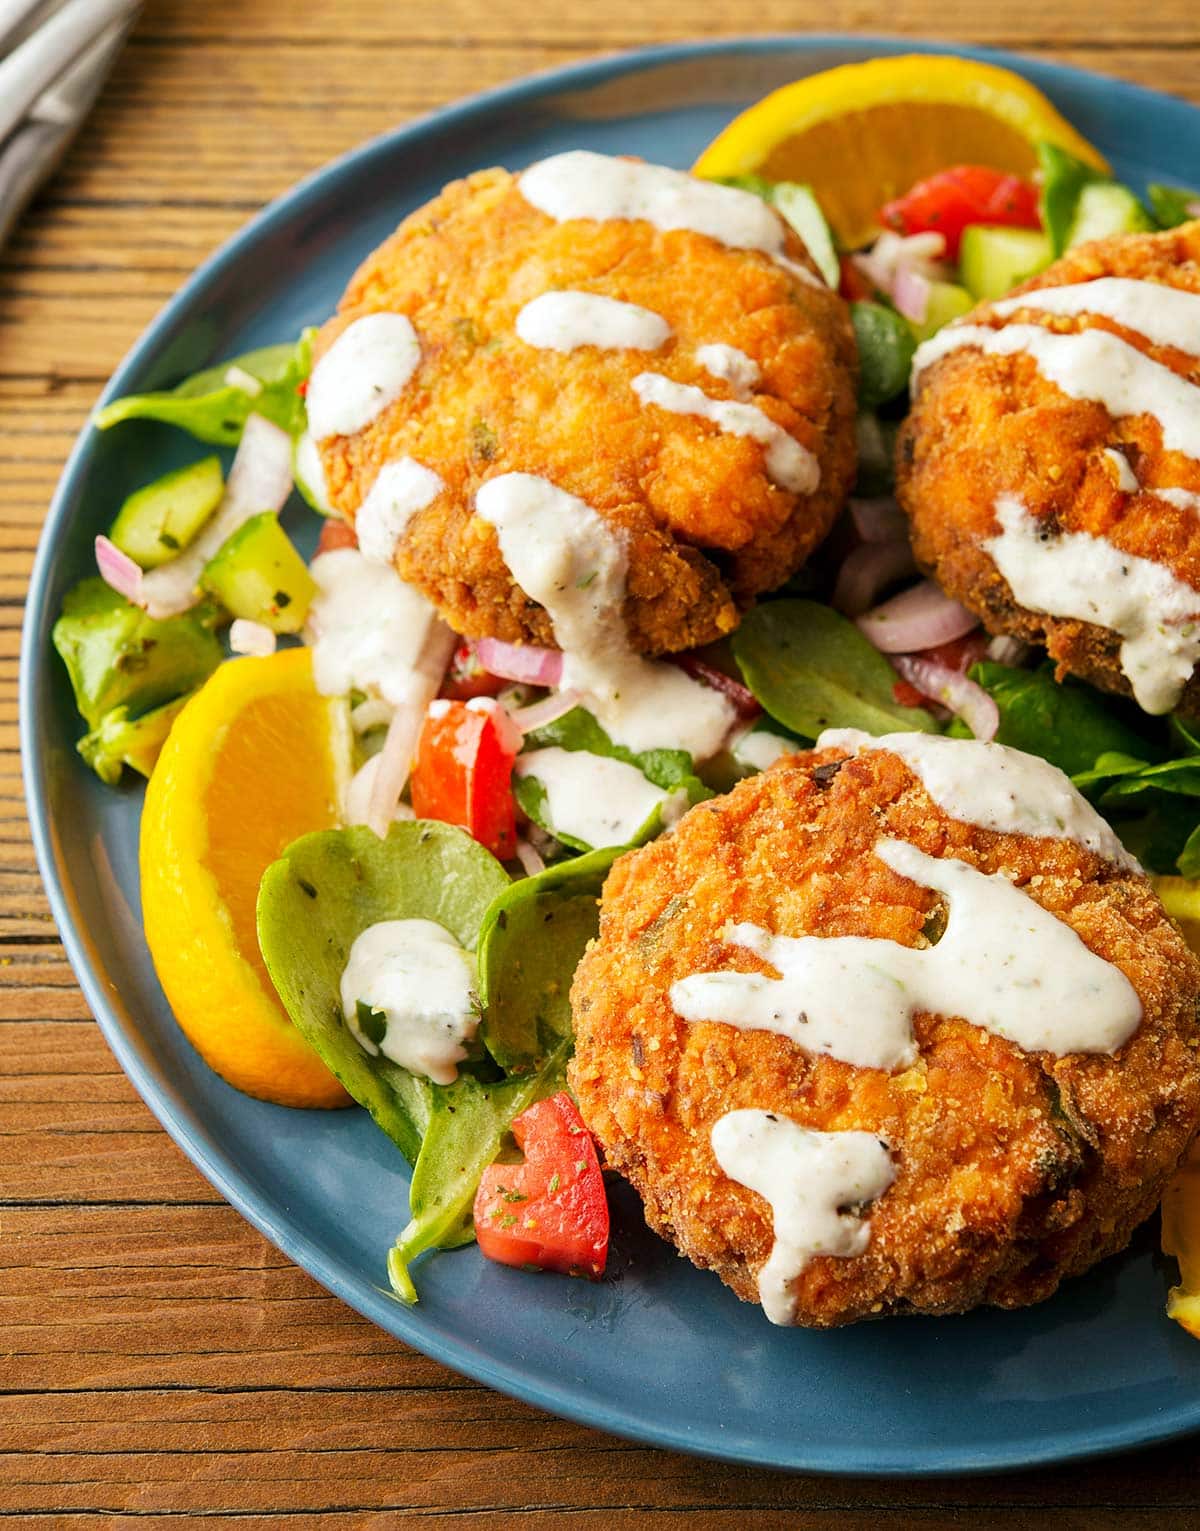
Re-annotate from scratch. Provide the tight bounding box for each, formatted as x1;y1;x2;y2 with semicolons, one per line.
22;36;1200;1475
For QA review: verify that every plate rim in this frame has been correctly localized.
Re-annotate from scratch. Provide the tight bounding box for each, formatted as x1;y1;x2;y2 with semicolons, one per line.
20;31;1200;1477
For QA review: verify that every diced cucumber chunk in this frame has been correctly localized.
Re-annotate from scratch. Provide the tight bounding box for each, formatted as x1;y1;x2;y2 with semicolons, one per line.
1067;182;1154;248
907;281;974;343
959;225;1052;301
201;511;317;633
52;577;222;730
109;456;224;569
770;182;840;288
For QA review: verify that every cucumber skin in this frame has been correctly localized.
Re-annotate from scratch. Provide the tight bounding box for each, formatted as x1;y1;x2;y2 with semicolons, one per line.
1067;183;1154;249
109;456;225;569
201;512;317;634
959;226;1052;301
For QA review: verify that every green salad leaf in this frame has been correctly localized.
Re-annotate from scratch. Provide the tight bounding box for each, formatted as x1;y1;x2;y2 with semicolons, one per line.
732;598;938;738
1148;184;1199;229
849;301;916;409
387;848;621;1299
53;577;222;734
521;706;711;800
95;332;314;445
1038;143;1107;256
256;820;511;1164
387;1040;571;1302
478;844;622;1071
953;662;1156;776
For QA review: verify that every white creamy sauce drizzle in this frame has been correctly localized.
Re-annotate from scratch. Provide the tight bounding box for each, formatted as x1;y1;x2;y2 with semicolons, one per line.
912;323;1200;461
1157;486;1200;512
306;312;421;441
817;728;1138;869
695;342;761;397
670;837;1142;1070
515;746;684;848
340;919;479;1086
515;291;670;352
307;547;445;707
355;458;443;566
710;1111;895;1326
1103;447;1140;493
517;150;821;287
475;472;735;759
1102;447;1200;516
733;727;798;772
632;372;818;494
984;493;1200;714
991;277;1200;357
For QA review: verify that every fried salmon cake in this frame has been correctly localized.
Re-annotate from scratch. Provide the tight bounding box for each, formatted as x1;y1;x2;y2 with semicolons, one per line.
897;222;1200;716
569;734;1200;1326
306;153;858;656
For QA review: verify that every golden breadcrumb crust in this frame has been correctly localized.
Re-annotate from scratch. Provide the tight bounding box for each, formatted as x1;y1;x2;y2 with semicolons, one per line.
314;166;858;655
897;221;1200;713
568;745;1200;1326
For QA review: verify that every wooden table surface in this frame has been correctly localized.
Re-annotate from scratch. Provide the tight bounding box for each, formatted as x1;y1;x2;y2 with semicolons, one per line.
6;0;1200;1522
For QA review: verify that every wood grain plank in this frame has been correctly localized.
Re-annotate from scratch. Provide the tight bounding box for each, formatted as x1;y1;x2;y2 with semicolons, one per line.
6;0;1200;1520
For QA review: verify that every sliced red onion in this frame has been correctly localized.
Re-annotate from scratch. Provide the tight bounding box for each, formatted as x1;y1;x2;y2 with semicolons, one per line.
852;231;949;297
350;696;394;734
365;701;425;840
1187;199;1200;219
891;265;932;325
832;540;918;617
228;618;276;657
509;687;583;734
514;838;546;877
892;654;999;741
475;636;563;687
985;634;1033;666
141;413;294;619
94;535;145;605
857;579;979;654
848;497;907;543
344;754;417;829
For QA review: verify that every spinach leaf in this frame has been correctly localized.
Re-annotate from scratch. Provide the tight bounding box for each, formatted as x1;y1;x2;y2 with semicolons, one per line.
53;577;222;733
732;598;938;738
1178;823;1200;878
522;705;710;800
386;1039;571;1302
255;820;510;1164
1148;184;1200;229
850;301;916;409
478;844;622;1070
95;332;314;446
388;845;621;1298
960;662;1157;776
1037;143;1109;256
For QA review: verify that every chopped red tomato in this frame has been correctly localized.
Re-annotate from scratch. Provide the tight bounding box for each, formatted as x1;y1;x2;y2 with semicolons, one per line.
475;1092;609;1279
918;630;989;674
893;679;928;709
670;652;761;722
316;518;357;555
440;641;507;702
410;698;517;859
880;165;1040;260
297;378;309;398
